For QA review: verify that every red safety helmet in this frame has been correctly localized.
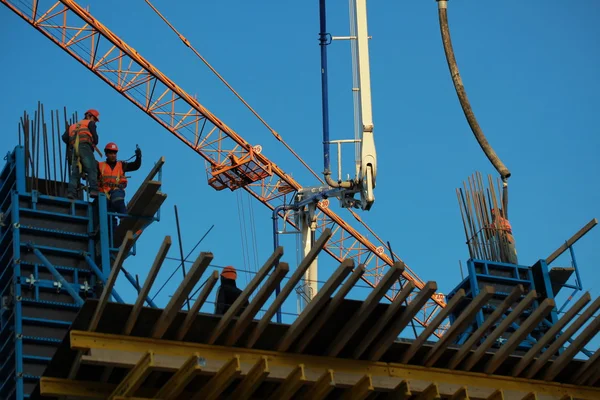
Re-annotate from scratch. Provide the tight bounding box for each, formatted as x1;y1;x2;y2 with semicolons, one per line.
85;109;100;121
104;142;119;152
221;266;237;280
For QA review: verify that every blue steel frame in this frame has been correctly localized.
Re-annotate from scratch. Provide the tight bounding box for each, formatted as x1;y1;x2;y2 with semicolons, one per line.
0;146;163;399
447;258;558;349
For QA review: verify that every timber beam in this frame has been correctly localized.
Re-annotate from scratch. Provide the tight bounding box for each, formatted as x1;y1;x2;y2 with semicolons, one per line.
61;330;600;400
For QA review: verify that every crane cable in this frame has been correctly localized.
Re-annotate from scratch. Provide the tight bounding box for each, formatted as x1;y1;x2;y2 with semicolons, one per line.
436;1;511;185
144;0;325;185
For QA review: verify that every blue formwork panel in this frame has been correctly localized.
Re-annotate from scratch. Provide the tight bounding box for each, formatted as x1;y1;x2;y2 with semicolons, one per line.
0;147;114;400
448;258;559;350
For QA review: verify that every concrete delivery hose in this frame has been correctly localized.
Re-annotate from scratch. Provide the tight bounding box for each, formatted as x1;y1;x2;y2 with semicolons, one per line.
436;0;511;181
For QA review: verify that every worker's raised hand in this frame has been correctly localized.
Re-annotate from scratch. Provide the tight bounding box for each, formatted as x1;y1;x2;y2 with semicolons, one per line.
135;147;142;157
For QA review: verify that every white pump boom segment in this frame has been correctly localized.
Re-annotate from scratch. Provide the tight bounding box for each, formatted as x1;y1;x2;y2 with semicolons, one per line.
354;0;377;209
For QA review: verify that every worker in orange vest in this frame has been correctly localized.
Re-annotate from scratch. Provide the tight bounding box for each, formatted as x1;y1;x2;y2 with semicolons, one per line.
491;208;518;264
62;109;100;199
215;266;248;316
98;142;142;218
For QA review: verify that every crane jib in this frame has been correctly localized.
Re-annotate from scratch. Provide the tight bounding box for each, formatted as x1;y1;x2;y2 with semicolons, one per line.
1;0;447;334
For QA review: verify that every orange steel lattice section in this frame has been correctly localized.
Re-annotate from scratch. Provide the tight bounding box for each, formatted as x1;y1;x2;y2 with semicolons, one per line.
208;146;273;191
1;0;448;335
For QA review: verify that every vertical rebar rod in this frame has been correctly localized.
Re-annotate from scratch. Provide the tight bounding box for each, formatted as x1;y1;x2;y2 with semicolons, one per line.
63;107;69;186
468;176;485;259
174;205;191;311
488;175;499;246
36;103;41;191
42;103;50;194
30;118;36;191
57;110;63;185
51;109;57;195
457;189;473;258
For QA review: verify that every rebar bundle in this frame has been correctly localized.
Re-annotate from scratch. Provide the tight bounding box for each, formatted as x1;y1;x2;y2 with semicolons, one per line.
18;102;78;197
457;172;510;263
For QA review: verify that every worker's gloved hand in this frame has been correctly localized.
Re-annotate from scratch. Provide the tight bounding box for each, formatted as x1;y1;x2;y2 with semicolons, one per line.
135;147;142;158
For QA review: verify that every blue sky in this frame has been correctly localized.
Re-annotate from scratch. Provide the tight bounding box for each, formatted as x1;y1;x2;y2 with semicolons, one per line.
1;1;598;341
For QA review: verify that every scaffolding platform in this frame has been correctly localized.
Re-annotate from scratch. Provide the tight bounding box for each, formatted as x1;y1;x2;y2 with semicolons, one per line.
18;230;600;399
0;146;164;399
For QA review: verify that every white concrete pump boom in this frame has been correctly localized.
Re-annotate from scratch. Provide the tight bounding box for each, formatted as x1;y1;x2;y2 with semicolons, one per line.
319;0;377;211
354;0;377;209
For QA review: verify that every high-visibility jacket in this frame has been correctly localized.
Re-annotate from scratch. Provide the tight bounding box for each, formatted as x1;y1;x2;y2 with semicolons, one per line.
494;216;513;235
68;120;93;147
493;216;515;244
98;161;127;193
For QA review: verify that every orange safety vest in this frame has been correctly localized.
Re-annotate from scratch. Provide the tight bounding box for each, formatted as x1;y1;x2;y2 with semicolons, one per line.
494;216;513;235
98;161;127;193
68;120;93;146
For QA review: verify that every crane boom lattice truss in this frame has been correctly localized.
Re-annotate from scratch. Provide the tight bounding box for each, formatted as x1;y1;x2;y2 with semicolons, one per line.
1;0;447;334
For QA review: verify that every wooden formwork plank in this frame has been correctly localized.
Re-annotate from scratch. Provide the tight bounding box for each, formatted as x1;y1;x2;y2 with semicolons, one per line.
401;288;466;364
384;380;411;400
151;252;213;339
153;353;204;400
267;364;306;400
90;231;135;331
295;265;365;353
485;298;556;374
328;261;405;357
525;296;600;379
138;156;165;190
176;270;219;341
353;281;415;359
546;218;597;264
304;369;336;400
228;356;270;400
415;383;441;400
123;235;172;335
424;286;495;368
512;292;591;377
127;180;161;215
487;390;504;400
108;351;155;399
462;289;537;371
114;191;167;243
449;285;524;370
277;259;354;352
449;387;469;400
543;315;600;381
209;246;284;344
340;374;374;400
191;356;241;400
369;281;437;362
226;262;289;346
246;229;332;348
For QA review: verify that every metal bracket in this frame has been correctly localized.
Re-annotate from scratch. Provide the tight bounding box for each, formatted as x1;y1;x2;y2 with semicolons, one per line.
25;274;36;287
80;281;91;293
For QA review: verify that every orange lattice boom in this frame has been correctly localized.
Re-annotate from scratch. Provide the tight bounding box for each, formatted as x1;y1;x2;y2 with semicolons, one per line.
1;0;448;336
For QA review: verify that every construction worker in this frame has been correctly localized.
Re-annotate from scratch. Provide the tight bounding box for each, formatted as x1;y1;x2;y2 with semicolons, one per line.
98;142;142;216
215;266;248;316
62;109;100;199
491;208;518;265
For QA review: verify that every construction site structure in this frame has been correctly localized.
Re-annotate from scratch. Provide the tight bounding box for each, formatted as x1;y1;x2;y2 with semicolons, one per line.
0;0;449;333
0;1;598;399
0;131;596;399
449;173;598;354
20;228;600;400
0;105;166;399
